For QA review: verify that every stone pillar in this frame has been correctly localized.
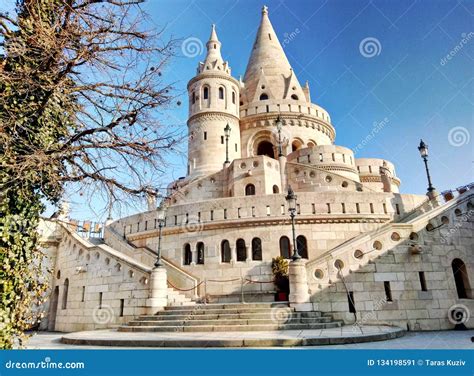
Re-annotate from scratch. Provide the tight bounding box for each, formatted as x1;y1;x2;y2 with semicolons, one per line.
146;266;168;314
288;259;312;311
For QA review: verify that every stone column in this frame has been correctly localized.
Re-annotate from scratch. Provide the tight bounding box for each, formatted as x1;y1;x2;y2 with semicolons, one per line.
146;266;168;314
288;259;312;311
279;155;287;193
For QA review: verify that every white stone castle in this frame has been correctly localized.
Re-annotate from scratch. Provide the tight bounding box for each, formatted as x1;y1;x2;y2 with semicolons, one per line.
38;6;473;337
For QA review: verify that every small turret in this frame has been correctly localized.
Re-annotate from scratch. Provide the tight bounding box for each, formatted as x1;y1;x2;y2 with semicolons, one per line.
186;25;241;179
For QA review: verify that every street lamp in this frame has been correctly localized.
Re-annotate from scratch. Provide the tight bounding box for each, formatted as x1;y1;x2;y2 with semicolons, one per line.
285;186;301;260
417;139;435;193
154;207;167;267
275;115;283;157
224;123;231;163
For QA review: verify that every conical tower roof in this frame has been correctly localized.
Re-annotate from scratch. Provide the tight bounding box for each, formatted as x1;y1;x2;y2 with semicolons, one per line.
198;24;231;75
242;6;305;103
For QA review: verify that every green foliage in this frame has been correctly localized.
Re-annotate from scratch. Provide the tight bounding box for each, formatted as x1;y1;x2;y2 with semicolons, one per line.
271;256;289;293
0;0;72;348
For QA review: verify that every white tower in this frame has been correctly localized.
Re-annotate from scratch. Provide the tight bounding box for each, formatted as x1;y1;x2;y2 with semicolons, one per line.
187;25;241;179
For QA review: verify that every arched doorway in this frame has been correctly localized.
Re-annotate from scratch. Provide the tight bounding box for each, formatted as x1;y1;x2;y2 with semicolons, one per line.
452;258;472;299
257;141;275;158
48;286;59;331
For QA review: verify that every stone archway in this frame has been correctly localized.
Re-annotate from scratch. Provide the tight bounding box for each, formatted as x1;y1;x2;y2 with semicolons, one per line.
257;141;275;158
48;286;59;331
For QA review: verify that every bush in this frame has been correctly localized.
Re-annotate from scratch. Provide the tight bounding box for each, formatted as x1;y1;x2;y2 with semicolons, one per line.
271;257;289;293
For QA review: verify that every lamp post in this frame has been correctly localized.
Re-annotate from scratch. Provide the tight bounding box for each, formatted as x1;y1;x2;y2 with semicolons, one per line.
154;208;167;268
224;123;231;163
417;139;435;193
285;186;301;260
275;115;283;157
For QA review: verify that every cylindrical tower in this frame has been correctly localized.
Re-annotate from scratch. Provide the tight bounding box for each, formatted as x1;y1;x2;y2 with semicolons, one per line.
186;25;241;179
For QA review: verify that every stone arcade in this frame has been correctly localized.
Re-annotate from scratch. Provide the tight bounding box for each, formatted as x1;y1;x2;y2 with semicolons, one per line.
38;6;473;337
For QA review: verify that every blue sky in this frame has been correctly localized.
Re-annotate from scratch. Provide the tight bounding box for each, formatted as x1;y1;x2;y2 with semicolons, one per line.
4;0;472;220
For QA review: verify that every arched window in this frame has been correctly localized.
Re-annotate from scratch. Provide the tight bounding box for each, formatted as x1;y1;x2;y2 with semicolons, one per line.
232;91;236;104
183;243;192;265
452;258;472;299
196;242;205;265
218;87;224;99
272;185;279;194
203;86;209;100
192;91;196;104
297;235;308;259
245;184;256;196
62;278;69;310
259;93;269;100
251;238;262;261
221;240;231;263
279;236;291;259
236;239;247;261
291;94;298;100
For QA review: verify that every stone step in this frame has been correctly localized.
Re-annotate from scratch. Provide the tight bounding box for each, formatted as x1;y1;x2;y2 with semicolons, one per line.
137;311;323;321
151;307;296;316
127;317;333;327
163;302;289;311
119;321;343;333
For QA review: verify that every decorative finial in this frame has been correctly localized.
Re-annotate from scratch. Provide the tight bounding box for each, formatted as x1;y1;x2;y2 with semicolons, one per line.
262;5;268;15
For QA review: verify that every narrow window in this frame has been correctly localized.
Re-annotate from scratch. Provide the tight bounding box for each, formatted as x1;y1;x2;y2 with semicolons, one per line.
210;210;214;221
384;281;393;302
369;165;372;173
383;203;387;214
266;206;271;216
174;215;177;226
327;203;331;214
252;238;263;261
252;206;256;217
419;272;427;291
238;208;241;218
62;278;69;310
197;242;205;265
319;153;323;162
312;203;316;214
218;87;224;99
296;204;301;215
203;86;209;99
296;235;308;259
99;292;103;309
221;240;231;263
356;203;360;214
281;205;285;215
342;154;346;163
204;131;207;140
224;209;227;219
236;239;247;261
221;136;224;144
341;203;346;214
370;203;374;214
395;204;400;215
279;236;291;259
332;153;335;162
347;291;356;313
119;299;124;317
198;212;201;222
184;244;192;265
81;286;85;302
232;91;236;104
235;143;238;152
273;185;279;194
192;91;196;104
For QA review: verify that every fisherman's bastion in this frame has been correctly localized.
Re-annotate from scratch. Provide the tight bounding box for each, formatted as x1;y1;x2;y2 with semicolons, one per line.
37;6;473;345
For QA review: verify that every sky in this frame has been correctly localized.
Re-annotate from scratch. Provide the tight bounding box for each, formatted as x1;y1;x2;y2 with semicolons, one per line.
3;0;473;220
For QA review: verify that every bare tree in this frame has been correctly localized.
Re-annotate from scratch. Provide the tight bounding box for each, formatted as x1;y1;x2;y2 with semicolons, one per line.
0;0;182;348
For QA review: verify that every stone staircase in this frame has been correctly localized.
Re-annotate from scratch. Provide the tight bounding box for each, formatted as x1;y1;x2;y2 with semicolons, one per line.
167;287;196;307
119;302;342;333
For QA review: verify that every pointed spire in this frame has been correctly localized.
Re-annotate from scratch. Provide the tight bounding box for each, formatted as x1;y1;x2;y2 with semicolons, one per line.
198;24;231;75
242;6;305;103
